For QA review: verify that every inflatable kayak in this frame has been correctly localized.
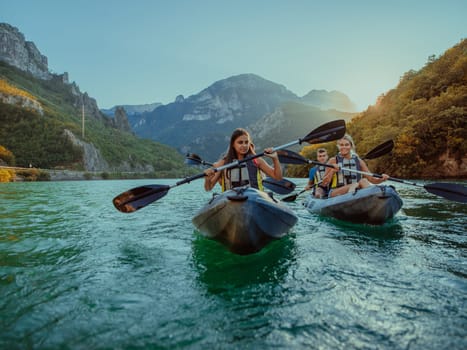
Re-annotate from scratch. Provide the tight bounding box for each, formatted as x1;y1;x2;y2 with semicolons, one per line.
192;186;298;255
302;185;403;225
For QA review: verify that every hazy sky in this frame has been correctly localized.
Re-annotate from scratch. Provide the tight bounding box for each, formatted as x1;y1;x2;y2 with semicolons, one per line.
1;0;465;110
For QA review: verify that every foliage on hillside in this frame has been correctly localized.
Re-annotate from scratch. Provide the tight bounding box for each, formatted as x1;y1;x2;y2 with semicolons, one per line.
348;39;466;178
0;78;37;100
0;144;15;165
0;168;15;182
289;39;467;179
0;102;83;168
0;61;191;176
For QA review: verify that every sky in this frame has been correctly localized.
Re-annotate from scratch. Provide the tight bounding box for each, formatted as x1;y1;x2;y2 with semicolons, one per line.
1;0;466;111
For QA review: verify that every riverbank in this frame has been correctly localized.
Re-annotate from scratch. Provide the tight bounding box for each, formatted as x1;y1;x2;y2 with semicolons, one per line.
1;166;113;182
0;166;194;182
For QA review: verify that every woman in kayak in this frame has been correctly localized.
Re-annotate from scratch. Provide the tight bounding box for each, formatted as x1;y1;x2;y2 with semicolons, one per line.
322;134;389;197
203;128;282;192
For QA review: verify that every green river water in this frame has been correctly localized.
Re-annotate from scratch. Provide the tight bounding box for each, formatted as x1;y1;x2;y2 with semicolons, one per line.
1;179;466;349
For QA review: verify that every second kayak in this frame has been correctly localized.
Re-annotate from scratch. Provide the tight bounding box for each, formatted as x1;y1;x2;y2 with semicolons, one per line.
302;185;403;225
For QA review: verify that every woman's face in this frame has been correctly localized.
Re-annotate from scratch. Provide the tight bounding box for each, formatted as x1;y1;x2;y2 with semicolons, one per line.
233;134;250;157
337;139;352;157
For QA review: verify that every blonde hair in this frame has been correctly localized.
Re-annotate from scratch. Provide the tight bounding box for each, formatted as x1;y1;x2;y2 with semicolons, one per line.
337;134;355;148
337;134;358;156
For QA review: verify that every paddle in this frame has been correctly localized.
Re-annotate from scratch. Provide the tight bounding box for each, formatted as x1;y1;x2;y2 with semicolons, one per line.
185;153;297;194
262;177;296;194
277;139;394;165
185;153;213;167
279;150;467;203
282;187;312;203
112;119;346;213
280;140;395;202
362;140;394;160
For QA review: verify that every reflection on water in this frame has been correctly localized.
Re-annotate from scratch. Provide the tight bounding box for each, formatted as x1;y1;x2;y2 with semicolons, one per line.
191;234;297;295
318;215;405;238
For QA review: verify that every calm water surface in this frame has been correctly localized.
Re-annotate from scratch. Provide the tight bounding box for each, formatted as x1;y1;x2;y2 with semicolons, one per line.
1;179;466;349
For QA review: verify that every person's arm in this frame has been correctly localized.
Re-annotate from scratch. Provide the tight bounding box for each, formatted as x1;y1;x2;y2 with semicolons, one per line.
360;159;389;184
321;158;338;187
204;160;223;191
305;167;317;190
258;148;283;180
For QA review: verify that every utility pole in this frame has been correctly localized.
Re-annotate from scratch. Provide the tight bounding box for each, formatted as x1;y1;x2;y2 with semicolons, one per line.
82;102;85;139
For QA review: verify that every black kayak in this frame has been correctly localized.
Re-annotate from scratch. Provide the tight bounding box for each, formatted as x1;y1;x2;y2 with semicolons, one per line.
302;185;403;225
192;187;298;255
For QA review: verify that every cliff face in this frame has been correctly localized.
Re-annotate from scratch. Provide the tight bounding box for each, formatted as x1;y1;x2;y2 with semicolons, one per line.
0;23;109;123
438;151;467;178
113;106;132;133
0;23;51;80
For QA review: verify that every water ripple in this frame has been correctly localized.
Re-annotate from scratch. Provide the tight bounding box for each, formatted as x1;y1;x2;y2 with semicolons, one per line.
1;179;466;349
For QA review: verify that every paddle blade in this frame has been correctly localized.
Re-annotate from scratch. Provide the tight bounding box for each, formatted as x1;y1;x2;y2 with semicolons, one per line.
185;158;201;166
301;119;346;144
424;183;467;203
113;185;170;213
277;149;308;165
282;188;309;202
281;193;299;202
263;177;296;194
185;153;212;167
363;140;394;160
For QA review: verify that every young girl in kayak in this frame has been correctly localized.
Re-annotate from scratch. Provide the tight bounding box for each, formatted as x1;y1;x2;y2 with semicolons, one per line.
322;134;389;197
203;128;282;192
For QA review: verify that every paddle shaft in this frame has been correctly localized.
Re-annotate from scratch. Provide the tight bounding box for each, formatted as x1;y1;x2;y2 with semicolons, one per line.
178;134;334;188
187;154;296;194
281;181;323;202
309;160;429;188
116;142;322;207
278;148;465;203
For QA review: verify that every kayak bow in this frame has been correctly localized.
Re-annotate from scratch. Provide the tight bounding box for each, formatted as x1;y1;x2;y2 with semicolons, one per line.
192;187;298;254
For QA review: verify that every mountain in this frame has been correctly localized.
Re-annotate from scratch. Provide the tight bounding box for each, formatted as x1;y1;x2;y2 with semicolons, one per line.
101;102;162;117
0;23;189;176
128;74;356;160
1;22;359;173
0;23;51;80
129;74;298;160
250;102;354;152
301;89;357;112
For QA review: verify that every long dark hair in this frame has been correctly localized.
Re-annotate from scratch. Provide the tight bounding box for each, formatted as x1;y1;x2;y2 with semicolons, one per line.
223;128;255;164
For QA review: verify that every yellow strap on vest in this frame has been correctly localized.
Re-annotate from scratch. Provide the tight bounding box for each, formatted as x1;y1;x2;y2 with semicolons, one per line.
257;170;263;191
330;173;338;189
220;168;263;192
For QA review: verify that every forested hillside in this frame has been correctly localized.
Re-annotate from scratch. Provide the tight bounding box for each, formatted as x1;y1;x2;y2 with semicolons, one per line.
0;61;190;177
289;39;466;179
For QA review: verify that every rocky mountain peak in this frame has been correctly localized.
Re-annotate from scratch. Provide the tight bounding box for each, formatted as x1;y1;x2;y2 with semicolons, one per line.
113;106;132;133
301;89;357;112
208;73;295;95
0;23;51;80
